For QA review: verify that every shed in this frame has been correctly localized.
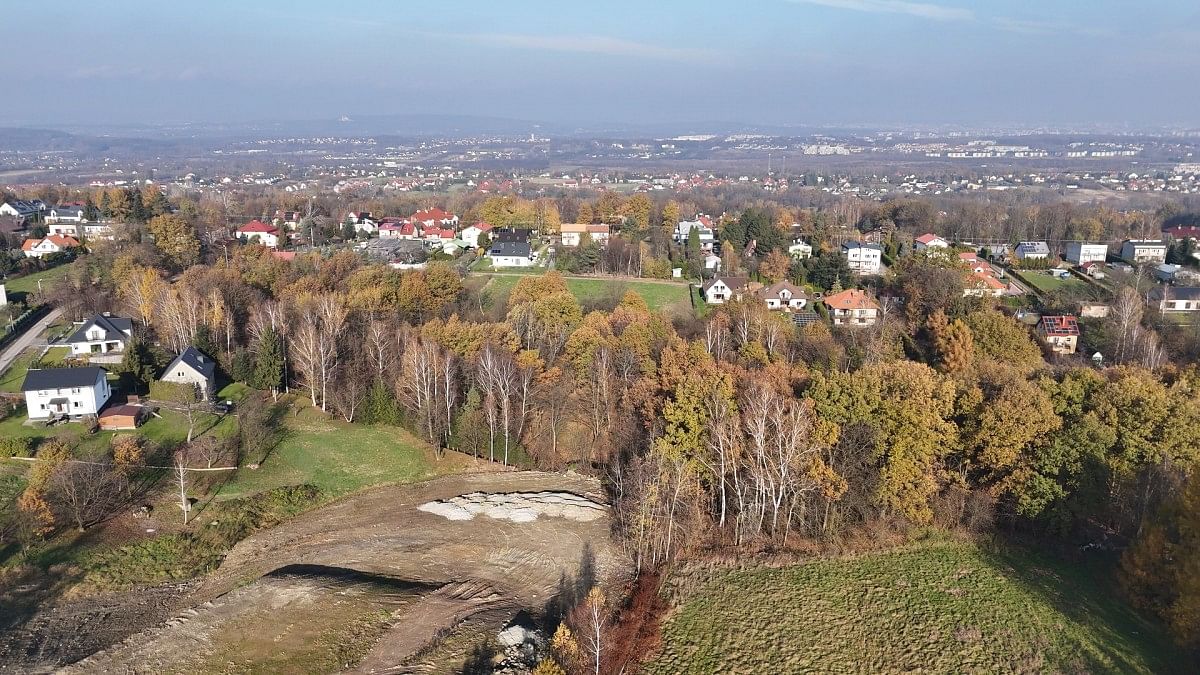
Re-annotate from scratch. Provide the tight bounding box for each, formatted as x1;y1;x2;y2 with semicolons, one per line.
98;404;146;430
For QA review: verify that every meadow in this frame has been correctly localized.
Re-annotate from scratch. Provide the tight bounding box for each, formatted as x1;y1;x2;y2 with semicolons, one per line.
645;541;1183;674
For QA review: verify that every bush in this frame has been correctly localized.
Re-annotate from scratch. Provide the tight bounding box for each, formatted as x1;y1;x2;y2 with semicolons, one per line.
0;436;33;458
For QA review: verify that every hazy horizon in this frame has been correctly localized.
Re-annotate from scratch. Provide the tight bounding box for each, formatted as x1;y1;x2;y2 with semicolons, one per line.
4;1;1199;129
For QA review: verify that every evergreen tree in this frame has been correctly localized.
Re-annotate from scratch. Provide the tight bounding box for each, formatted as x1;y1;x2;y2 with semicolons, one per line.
83;195;99;221
363;378;399;425
342;220;357;241
193;324;218;357
119;338;157;393
251;327;284;396
128;187;146;223
99;192;112;218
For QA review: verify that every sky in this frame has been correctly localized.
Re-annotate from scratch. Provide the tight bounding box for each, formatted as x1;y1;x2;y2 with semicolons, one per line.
3;0;1198;130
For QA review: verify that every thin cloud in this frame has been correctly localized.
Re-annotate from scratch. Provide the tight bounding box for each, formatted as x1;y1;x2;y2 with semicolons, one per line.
452;33;718;63
788;0;973;22
992;17;1112;38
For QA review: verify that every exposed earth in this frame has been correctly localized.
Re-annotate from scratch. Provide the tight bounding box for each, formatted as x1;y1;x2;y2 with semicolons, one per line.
4;471;619;673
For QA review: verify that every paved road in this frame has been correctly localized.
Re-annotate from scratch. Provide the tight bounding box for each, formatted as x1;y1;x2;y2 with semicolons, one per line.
0;307;63;377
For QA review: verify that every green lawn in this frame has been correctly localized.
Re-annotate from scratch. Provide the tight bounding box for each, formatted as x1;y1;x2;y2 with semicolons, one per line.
0;347;71;393
216;413;448;500
646;541;1183;674
1020;270;1089;294
482;274;693;316
3;263;74;299
0;406;234;459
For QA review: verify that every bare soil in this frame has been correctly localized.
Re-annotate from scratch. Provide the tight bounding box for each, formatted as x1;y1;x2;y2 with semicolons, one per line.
55;471;619;674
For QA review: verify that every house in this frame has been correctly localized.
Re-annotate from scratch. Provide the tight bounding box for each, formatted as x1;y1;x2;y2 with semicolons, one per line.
1154;264;1181;283
559;223;590;247
410;208;459;229
702;276;750;304
788;240;814;259
1080;261;1107;279
81;221;115;240
422;226;457;246
0;199;45;223
489;241;535;267
460;222;494;248
1151;287;1200;313
345;211;375;230
237;220;280;248
1065;242;1108;265
98;404;147;431
1037;315;1080;355
379;220;417;239
46;205;86;224
1015;241;1050;261
21;367;112;420
273;210;303;229
703;253;722;272
914;233;949;251
985;244;1010;262
674;217;715;244
66;314;133;356
1120;240;1168;265
823;288;880;326
160;346;217;400
964;271;1006;297
22;234;80;258
756;281;808;310
586;224;611;244
492;228;533;244
841;241;883;275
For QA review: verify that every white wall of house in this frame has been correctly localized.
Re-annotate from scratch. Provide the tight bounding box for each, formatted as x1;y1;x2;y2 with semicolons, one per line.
25;377;110;419
491;254;534;267
1065;242;1108;264
161;369;212;399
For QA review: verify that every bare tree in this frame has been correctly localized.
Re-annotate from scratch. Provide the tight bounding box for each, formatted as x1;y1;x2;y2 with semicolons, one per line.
48;461;127;531
173;449;192;525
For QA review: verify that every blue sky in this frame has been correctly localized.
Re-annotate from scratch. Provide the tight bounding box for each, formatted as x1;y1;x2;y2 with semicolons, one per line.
3;0;1198;128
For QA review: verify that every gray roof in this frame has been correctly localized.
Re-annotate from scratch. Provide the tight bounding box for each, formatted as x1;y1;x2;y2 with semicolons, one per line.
66;315;133;345
490;241;531;257
1154;286;1200;302
1016;241;1050;255
164;346;216;381
492;228;532;243
52;205;84;216
842;240;882;251
21;366;106;392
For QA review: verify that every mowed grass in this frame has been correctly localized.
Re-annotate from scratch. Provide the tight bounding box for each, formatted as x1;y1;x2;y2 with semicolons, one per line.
4;263;74;299
1020;270;1089;294
483;274;693;316
217;411;455;500
646;541;1183;674
0;346;70;393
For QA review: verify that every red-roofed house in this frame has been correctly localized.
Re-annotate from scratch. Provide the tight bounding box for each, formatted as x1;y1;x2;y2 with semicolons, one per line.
410;208;459;229
380;220;418;239
22;234;81;258
1037;315;1080;355
914;233;949;251
422;226;456;244
460;222;494;248
822;289;880;326
237;220;280;248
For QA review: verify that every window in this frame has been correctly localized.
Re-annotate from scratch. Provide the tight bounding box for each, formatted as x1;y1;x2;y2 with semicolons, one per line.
73;401;80;408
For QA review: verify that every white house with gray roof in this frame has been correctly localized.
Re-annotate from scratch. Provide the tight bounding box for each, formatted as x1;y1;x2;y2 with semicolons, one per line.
21;367;111;419
67;315;133;357
160;346;217;399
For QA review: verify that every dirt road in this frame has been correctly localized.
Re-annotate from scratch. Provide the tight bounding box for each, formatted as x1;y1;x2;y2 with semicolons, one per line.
64;471;620;673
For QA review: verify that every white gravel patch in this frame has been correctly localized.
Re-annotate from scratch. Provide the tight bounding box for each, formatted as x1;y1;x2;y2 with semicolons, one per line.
418;491;607;523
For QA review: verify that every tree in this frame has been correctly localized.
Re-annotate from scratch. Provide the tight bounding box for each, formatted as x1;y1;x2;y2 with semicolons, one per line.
928;310;974;374
252;326;285;399
152;380;202;443
147;214;201;270
111;434;145;475
173;448;192;525
48;460;128;531
661;200;680;236
759;249;791;283
124;266;166;328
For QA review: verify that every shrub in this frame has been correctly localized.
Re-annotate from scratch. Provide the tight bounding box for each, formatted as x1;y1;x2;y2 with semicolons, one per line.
0;436;33;458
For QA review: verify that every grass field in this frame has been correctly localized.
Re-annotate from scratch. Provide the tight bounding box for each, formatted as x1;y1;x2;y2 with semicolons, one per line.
646;541;1183;674
0;406;235;459
0;346;70;393
216;410;459;500
482;274;693;317
1019;270;1090;294
3;263;74;300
